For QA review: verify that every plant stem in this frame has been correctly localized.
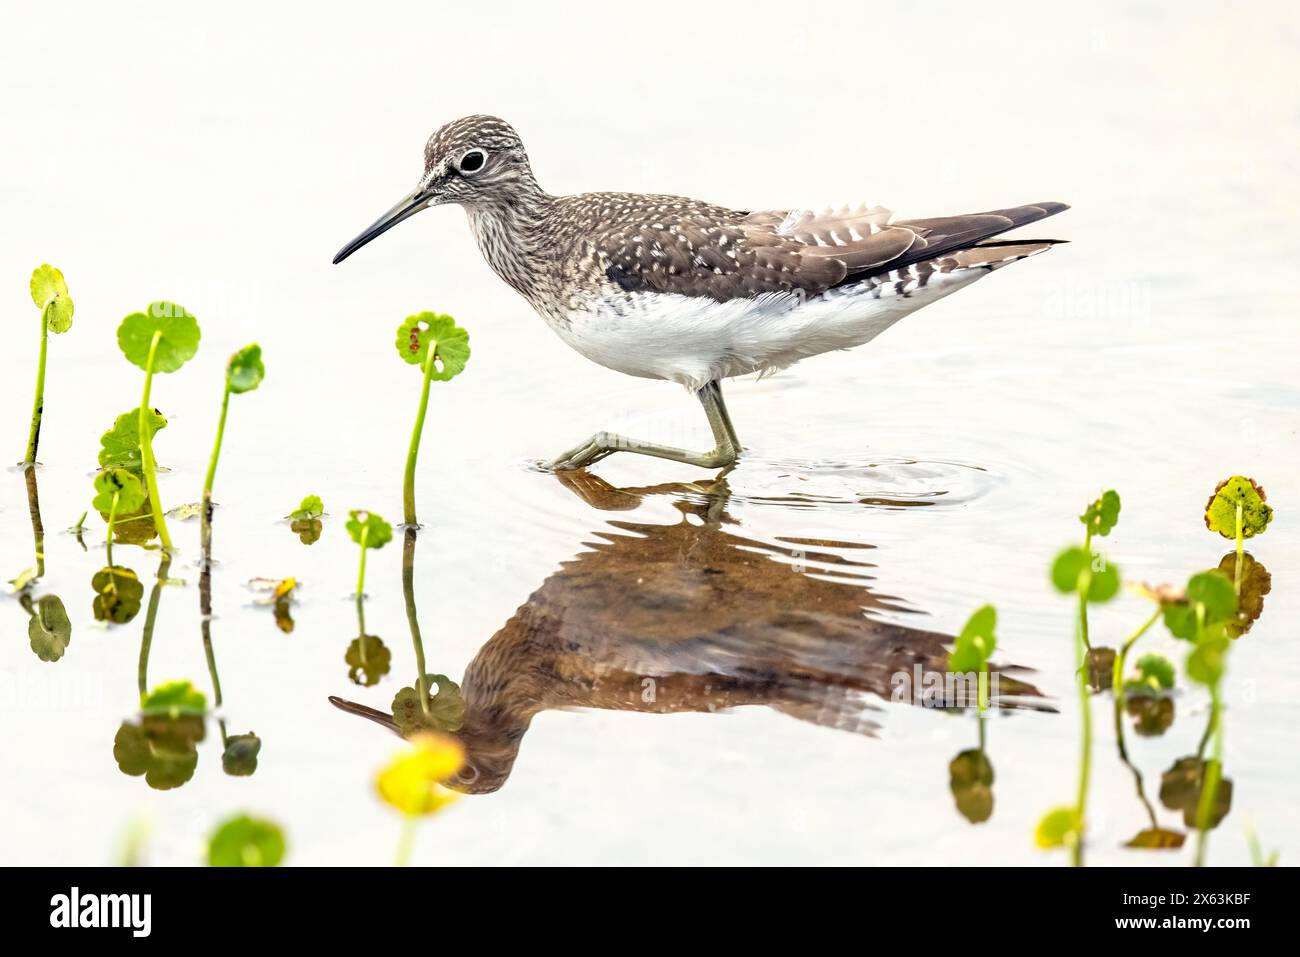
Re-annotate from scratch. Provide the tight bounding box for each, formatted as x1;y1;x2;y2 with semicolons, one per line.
201;618;224;708
1112;689;1161;830
1078;586;1091;651
139;330;172;551
24;302;51;465
356;526;370;598
138;554;171;695
1194;685;1224;867
1234;502;1244;595
394;815;417;867
1111;607;1162;706
24;464;45;581
403;348;437;527
403;527;431;716
199;385;230;584
107;491;119;569
1072;583;1092;867
203;386;231;503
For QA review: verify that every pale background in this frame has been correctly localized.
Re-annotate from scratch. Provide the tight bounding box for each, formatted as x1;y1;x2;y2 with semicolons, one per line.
1;1;1297;865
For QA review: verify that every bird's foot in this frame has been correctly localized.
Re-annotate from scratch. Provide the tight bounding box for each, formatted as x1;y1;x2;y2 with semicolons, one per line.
543;431;737;472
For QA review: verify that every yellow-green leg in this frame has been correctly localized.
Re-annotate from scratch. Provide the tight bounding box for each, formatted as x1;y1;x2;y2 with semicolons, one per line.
546;380;741;471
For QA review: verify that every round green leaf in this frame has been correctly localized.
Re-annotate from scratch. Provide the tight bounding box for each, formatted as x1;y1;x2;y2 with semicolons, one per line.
207;814;286;867
117;303;201;373
1205;476;1272;540
1050;547;1120;602
1131;653;1176;693
1164;572;1232;639
1188;570;1237;622
346;510;392;550
1080;489;1121;538
99;407;167;469
113;719;201;791
92;565;145;623
287;495;324;520
1035;806;1082;849
395;312;470;381
948;749;994;824
392;674;466;734
28;594;71;662
141;680;207;718
1187;636;1229;688
30;263;68;306
92;468;145;515
222;733;262;777
346;635;392;687
949;604;997;673
31;264;74;333
226;343;264;394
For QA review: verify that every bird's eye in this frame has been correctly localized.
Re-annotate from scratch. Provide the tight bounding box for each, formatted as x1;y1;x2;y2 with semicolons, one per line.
458;149;486;174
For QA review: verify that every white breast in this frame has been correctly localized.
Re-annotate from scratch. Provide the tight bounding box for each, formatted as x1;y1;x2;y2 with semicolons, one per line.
549;267;990;392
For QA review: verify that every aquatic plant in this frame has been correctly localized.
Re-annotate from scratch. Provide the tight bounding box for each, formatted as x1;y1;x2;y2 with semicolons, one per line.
397;526;465;730
113;678;207;791
395;313;470;526
346;582;390;687
115;302;201;551
92;468;144;568
948;747;994;825
1038;491;1122;865
1159;567;1238;867
948;604;997;715
198;560;263;777
347;509;392;598
207;814;286;867
288;495;324;520
287;494;325;544
92;565;144;623
10;454;48;590
201;343;264;559
376;732;465;866
141;679;207;717
1204;476;1271;594
23;265;74;466
23;593;71;663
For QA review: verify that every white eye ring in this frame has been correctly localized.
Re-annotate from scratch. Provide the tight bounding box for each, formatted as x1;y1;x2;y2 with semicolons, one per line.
458;149;487;174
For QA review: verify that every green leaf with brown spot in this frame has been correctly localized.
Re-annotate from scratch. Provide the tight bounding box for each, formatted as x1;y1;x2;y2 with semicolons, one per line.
395;312;470;381
1205;476;1272;540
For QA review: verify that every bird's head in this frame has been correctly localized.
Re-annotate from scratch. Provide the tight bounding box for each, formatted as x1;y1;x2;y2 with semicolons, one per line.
328;693;529;795
333;114;537;264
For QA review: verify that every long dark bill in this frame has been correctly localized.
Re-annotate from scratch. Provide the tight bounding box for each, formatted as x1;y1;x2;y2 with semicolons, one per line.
332;187;430;264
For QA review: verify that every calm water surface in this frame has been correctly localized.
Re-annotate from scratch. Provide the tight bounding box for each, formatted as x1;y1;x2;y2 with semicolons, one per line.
2;2;1298;865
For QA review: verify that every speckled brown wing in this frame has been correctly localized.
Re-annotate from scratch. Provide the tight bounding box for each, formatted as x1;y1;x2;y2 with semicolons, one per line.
595;210;848;301
594;199;1066;302
747;201;1069;291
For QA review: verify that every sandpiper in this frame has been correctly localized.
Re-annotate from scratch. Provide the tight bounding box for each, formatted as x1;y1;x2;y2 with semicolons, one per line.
334;115;1067;471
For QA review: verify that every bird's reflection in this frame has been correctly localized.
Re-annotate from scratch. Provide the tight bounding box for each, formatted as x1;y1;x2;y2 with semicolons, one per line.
333;472;1039;793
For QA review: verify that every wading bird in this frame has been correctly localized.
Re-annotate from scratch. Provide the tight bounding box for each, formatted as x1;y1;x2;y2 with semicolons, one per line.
334;115;1066;471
